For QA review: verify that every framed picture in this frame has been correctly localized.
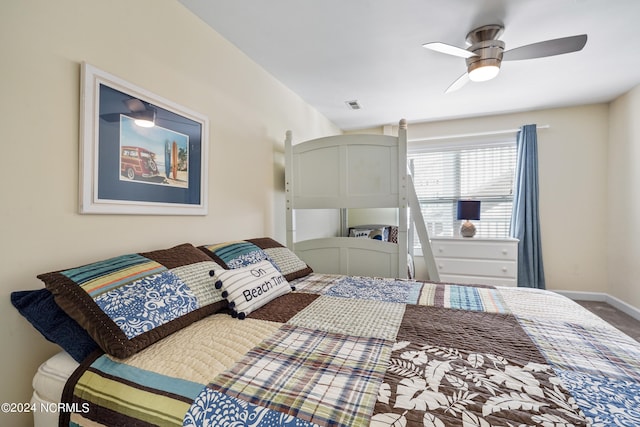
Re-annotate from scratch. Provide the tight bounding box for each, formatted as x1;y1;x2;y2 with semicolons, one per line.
79;62;209;215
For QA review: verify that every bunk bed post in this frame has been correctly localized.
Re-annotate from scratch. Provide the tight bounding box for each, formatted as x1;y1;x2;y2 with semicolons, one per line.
284;130;295;249
397;119;409;279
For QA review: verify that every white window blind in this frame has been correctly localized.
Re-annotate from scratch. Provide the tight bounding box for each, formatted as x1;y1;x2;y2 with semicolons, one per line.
409;140;517;242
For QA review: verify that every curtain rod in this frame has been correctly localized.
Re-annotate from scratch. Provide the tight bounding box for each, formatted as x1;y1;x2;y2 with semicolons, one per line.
409;124;550;142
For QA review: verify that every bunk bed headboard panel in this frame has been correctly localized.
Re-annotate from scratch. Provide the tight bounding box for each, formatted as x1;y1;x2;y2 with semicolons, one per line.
285;134;405;209
285;120;410;279
293;238;400;277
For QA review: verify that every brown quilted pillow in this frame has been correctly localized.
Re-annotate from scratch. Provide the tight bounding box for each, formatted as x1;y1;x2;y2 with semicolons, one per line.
38;243;226;358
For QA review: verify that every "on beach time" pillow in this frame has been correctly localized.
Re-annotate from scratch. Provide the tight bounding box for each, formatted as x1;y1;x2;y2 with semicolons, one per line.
212;260;291;319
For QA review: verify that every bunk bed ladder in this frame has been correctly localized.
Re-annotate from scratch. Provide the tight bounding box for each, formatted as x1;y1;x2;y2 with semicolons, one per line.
407;174;440;281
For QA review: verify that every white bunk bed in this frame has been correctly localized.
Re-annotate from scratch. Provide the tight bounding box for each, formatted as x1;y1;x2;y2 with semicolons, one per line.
285;119;439;280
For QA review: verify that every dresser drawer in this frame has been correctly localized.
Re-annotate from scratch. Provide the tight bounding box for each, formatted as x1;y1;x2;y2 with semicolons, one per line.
431;239;517;261
439;273;517;287
435;258;517;279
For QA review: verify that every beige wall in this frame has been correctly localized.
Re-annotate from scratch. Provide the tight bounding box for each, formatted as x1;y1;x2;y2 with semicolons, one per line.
1;2;635;425
0;1;339;425
608;84;640;309
359;105;610;295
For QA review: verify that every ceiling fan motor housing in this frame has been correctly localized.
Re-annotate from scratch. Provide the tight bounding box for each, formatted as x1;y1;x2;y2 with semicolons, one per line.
465;39;505;74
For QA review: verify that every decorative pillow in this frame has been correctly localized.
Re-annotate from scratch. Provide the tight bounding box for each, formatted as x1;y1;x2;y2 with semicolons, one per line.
388;226;398;243
11;289;99;362
247;238;313;280
37;243;226;358
200;237;313;281
349;228;373;238
199;240;272;269
349;226;389;241
212;260;291;319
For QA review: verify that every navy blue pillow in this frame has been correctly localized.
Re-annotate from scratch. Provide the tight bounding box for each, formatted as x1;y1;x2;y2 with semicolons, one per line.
11;289;99;362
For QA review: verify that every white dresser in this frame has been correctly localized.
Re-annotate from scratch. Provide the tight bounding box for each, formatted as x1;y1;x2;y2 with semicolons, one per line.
431;237;519;287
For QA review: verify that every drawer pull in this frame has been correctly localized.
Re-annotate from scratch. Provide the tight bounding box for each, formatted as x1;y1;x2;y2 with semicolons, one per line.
502;267;508;272
502;249;508;255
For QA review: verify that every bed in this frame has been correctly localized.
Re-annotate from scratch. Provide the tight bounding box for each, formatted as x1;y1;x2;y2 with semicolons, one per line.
285;120;438;281
14;238;640;427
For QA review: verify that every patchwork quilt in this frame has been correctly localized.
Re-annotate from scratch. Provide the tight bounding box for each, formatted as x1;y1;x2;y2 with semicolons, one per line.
61;274;640;426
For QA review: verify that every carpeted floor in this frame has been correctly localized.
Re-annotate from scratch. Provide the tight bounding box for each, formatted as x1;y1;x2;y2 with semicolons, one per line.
576;300;640;342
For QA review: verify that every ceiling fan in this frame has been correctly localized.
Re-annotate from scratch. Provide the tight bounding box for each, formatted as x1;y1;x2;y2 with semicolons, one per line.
100;98;156;127
423;24;587;93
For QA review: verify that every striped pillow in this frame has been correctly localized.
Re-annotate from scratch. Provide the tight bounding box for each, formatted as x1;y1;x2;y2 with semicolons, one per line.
212;260;291;319
38;243;226;358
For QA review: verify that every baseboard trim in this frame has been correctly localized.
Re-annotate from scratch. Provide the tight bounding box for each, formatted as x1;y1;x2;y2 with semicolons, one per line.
555;290;640;322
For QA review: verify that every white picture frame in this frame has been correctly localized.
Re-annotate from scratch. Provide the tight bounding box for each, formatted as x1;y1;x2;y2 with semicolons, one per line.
79;62;209;215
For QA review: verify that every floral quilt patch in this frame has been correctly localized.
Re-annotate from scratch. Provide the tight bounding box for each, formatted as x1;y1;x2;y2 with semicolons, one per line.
326;276;423;303
374;341;588;426
556;369;640;426
184;389;317;427
95;271;197;339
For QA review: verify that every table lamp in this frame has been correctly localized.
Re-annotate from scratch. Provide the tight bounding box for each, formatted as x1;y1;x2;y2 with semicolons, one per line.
457;200;481;238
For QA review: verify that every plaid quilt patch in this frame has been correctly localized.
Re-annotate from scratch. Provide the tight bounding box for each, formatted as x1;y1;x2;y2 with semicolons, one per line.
209;324;391;427
519;317;640;381
290;273;341;294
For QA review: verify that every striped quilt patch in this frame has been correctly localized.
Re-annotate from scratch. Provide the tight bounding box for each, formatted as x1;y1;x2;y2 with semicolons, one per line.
417;282;509;313
61;254;165;297
202;241;270;269
69;354;205;426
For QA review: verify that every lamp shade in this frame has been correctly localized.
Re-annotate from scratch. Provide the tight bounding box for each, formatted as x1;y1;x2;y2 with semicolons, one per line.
457;200;481;220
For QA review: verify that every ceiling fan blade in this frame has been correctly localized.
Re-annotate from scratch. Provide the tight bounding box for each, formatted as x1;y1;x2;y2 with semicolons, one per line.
100;112;122;122
445;73;470;93
423;42;478;59
503;34;587;61
123;98;147;112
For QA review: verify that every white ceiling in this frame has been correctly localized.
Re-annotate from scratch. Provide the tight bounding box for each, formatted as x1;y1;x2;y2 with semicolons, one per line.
178;0;640;130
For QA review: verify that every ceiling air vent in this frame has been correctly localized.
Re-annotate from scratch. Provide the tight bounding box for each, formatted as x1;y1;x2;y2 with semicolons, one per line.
345;100;362;110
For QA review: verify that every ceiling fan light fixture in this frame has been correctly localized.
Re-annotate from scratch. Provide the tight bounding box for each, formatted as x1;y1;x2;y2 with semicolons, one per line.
468;64;500;82
132;109;156;128
465;39;504;83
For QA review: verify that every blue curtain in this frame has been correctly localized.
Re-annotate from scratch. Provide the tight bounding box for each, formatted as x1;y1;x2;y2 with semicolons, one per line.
510;124;546;289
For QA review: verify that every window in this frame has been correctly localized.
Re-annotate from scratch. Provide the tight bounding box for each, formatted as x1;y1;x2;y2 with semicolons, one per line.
409;139;517;244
